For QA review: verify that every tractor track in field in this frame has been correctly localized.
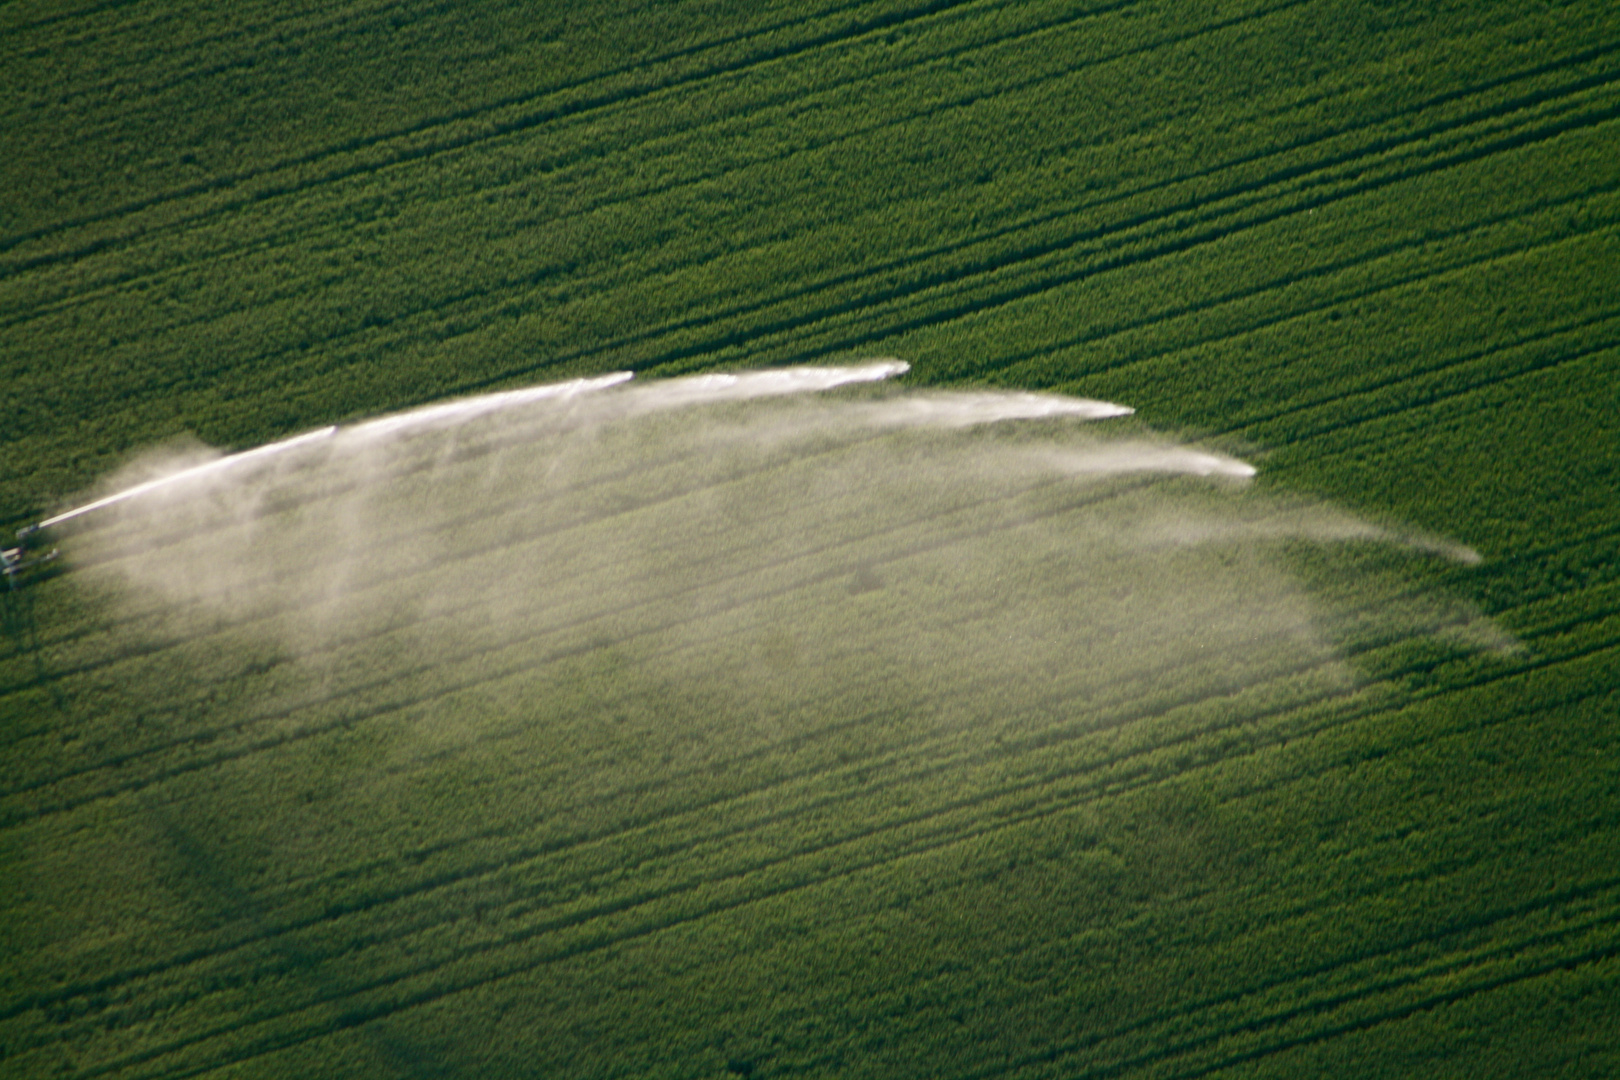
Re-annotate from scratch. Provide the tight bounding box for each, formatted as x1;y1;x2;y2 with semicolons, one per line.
6;25;1610;480
59;667;1620;1080
983;182;1620;390
0;0;1028;260
655;91;1620;380
10;611;1615;1057
0;0;1283;308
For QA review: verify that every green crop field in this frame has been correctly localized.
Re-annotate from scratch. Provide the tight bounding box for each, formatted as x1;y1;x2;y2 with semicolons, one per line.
2;0;1618;1077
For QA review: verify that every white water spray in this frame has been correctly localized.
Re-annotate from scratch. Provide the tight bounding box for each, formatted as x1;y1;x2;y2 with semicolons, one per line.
43;359;1509;869
606;360;912;416
34;362;929;533
51;360;1503;693
344;372;635;441
853;391;1133;429
36;426;340;529
1038;444;1258;479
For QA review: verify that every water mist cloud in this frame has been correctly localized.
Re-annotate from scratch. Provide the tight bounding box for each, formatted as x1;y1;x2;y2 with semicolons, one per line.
53;363;1501;762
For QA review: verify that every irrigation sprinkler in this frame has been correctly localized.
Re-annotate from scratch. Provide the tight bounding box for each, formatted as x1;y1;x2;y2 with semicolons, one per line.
2;524;56;591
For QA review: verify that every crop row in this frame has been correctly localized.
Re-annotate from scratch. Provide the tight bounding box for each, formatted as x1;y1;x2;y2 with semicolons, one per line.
6;647;1613;1075
4;1;1613;522
5;1;1618;1075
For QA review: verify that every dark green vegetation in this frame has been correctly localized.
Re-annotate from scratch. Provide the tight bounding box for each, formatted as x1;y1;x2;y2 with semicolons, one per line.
3;0;1618;1076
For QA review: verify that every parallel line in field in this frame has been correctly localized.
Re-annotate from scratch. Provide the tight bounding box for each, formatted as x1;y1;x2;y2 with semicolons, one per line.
6;27;1600;459
462;108;1609;394
77;669;1620;1080
999;912;1620;1080
1034;273;1620;460
1268;340;1620;483
784;194;1620;426
310;63;1612;415
805;793;1620;1074
22;0;1603;330
1457;530;1620;617
987;179;1620;388
46;774;1620;1064
0;0;899;237
80;0;1015;210
0;0;1166;365
923;883;1620;1080
69;6;1587;427
529;61;1620;366
280;593;1508;899
1211;309;1620;442
0;0;1001;259
736;138;1620;389
0;0;1235;328
0;600;1491;1027
19;622;1612;1047
244;581;1577;913
58;0;465;107
556;91;1620;389
0;0;1165;328
110;906;1620;1080
16;45;1604;474
396;36;1620;394
1;0;1129;377
680;180;1618;399
2;0;420;108
1265;333;1620;451
1147;938;1620;1080
34;605;1607;1016
19;0;1316;329
683;94;1620;380
777;730;1620;1077
0;664;1299;1031
368;664;1620;987
300;51;1619;401
0;0;149;38
41;634;1620;1055
987;182;1620;392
